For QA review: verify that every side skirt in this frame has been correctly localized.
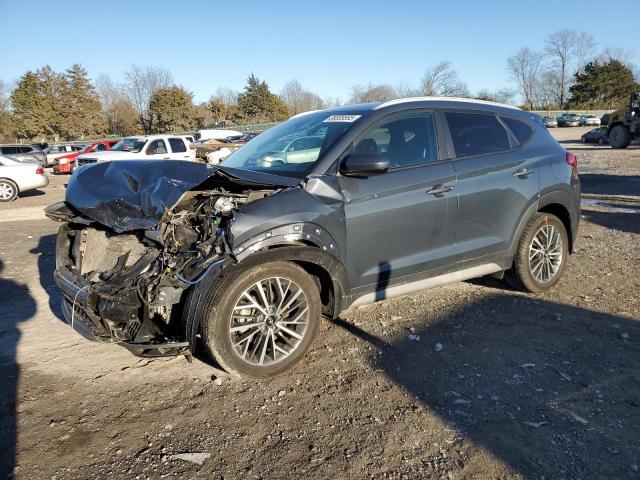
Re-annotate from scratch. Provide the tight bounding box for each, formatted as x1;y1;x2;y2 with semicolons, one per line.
348;263;502;308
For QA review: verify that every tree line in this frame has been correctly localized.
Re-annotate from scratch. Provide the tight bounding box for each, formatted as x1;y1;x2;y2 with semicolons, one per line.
0;33;637;142
507;30;639;110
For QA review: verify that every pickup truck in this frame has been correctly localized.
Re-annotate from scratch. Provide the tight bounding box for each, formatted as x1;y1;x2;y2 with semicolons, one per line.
75;135;194;170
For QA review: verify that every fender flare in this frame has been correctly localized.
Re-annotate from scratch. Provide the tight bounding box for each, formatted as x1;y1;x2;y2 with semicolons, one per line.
181;245;349;352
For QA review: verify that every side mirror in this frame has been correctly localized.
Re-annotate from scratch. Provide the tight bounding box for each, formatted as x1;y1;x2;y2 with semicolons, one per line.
340;153;389;176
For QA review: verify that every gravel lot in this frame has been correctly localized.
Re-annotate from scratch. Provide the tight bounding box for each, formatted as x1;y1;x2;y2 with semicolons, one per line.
1;127;639;479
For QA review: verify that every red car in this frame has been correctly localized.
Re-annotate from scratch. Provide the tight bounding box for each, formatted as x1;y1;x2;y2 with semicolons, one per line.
53;139;120;174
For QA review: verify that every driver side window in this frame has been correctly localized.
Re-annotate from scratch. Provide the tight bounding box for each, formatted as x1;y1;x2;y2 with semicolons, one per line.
354;113;439;169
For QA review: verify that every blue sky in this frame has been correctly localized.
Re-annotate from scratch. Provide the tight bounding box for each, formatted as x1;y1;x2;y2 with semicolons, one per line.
1;0;637;103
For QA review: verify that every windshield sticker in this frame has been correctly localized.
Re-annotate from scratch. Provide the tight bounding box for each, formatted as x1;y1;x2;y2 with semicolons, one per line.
323;114;361;123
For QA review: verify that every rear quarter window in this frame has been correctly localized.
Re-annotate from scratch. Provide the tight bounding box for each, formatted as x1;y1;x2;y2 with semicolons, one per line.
168;138;187;153
502;117;533;145
445;112;511;157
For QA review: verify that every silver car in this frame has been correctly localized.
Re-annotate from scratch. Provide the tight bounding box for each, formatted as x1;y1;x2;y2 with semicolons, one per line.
580;115;601;127
43;144;82;167
0;144;46;165
0;154;49;201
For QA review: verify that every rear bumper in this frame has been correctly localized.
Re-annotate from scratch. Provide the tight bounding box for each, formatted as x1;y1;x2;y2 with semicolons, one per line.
19;175;48;192
53;163;72;174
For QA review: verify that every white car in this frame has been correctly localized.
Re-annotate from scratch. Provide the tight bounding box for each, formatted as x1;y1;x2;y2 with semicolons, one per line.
580;115;601;127
75;135;195;170
194;129;242;142
0;154;49;201
43;144;82;167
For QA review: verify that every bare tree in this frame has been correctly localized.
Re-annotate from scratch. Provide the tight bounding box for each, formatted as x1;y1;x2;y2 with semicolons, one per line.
544;29;595;107
95;74;139;135
475;88;516;105
0;80;10;113
280;80;324;115
420;61;469;97
349;83;397;103
394;80;417;98
507;47;543;110
598;46;635;64
213;86;239;106
122;65;173;133
323;96;342;108
280;80;305;114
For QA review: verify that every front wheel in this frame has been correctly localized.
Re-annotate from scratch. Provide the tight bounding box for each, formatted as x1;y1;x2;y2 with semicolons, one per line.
201;261;321;377
506;213;569;293
609;125;631;149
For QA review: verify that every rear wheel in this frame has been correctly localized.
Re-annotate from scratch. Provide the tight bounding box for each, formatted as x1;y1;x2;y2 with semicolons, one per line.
609;125;631;149
506;213;568;293
201;261;321;377
0;179;18;202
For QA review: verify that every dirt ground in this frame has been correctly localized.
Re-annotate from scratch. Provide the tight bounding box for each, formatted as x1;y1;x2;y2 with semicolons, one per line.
1;127;639;479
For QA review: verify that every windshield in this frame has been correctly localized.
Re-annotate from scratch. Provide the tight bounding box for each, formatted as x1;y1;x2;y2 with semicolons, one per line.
110;138;147;153
221;111;360;178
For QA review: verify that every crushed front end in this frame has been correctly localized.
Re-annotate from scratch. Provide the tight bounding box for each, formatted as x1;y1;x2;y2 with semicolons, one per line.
47;160;296;357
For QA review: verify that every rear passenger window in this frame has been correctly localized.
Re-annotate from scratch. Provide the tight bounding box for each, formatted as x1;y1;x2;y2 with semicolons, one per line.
168;138;187;153
445;112;511;157
95;143;107;151
502;117;533;144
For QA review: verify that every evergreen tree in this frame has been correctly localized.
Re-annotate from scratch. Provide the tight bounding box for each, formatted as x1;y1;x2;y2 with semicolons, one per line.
11;66;63;139
60;64;104;139
569;60;639;109
237;74;289;123
148;86;198;133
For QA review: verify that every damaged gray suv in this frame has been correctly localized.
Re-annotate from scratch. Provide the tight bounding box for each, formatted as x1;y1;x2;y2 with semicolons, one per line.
47;98;580;377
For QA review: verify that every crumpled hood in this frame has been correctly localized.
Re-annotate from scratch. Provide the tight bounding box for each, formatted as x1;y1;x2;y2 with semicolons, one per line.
65;160;300;232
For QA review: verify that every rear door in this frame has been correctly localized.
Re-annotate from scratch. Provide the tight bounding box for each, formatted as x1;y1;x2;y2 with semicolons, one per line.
168;137;193;160
444;111;540;261
339;111;458;291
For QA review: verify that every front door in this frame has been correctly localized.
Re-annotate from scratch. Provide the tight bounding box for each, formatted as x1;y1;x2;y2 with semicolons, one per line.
338;112;458;292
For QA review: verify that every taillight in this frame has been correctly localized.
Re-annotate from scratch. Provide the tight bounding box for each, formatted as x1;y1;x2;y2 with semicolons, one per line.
566;151;577;167
36;168;44;175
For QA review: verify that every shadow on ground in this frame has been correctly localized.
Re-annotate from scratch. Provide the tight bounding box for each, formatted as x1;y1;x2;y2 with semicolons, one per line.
580;173;640;197
335;294;640;478
30;234;63;322
0;260;37;478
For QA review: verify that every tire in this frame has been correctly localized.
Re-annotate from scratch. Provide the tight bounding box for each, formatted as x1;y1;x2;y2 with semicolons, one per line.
0;179;18;202
608;125;631;149
505;213;569;293
200;261;321;377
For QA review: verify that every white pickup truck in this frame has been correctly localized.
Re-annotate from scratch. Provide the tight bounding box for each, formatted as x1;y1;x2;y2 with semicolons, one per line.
74;135;195;171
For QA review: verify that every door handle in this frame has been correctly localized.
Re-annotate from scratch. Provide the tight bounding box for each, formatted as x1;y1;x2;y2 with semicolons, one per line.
163;157;170;160
427;185;454;195
513;168;534;178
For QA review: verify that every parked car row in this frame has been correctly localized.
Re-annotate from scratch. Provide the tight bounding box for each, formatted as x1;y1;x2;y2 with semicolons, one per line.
543;113;602;128
2;129;263;178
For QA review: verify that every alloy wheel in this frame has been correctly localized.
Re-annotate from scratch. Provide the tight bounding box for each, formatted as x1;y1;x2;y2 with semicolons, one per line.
0;182;15;200
528;224;563;283
228;277;309;366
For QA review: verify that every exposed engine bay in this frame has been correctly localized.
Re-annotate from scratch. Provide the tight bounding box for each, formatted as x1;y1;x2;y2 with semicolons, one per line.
47;160;302;356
